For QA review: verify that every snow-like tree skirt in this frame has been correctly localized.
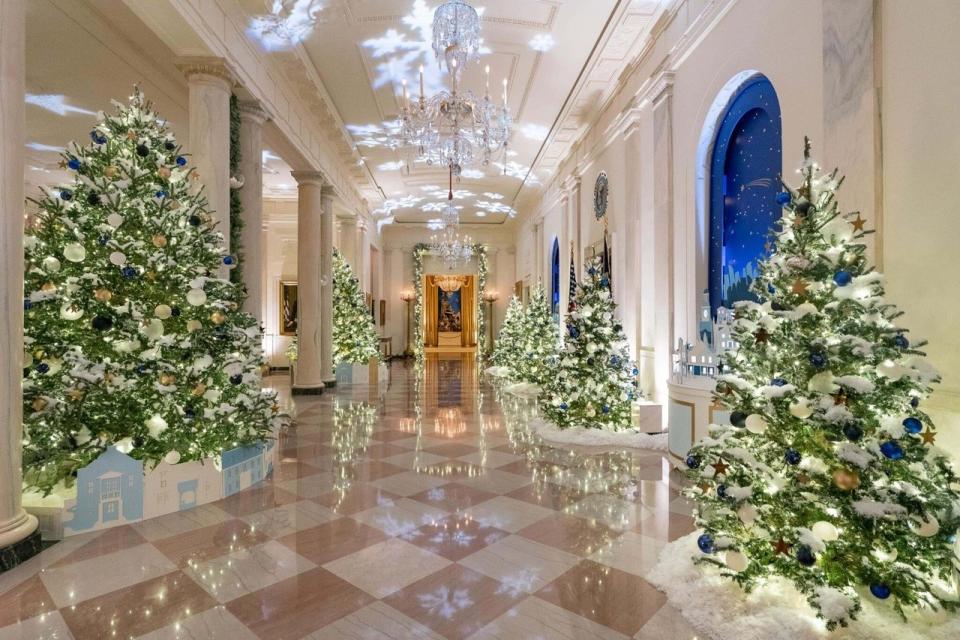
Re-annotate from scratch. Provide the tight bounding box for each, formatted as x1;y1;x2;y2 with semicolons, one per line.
504;381;541;397
531;417;668;451
647;532;960;640
484;366;512;378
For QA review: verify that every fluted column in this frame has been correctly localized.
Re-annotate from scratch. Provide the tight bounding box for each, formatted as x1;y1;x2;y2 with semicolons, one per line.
292;172;325;395
237;100;269;322
321;187;336;386
0;0;39;566
178;58;233;272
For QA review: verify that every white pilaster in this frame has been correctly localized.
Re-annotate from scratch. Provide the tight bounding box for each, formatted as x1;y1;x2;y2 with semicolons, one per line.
0;0;39;556
237;100;269;322
292;171;325;394
321;187;336;385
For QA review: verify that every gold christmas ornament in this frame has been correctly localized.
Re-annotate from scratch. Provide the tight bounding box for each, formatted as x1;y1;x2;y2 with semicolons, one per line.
126;129;137;140
192;383;207;396
210;311;226;325
67;388;86;401
169;199;181;210
186;319;202;333
157;166;172;179
104;165;119;178
832;468;861;491
146;270;157;281
41;282;57;293
159;373;176;386
31;397;48;412
152;234;167;248
94;288;113;302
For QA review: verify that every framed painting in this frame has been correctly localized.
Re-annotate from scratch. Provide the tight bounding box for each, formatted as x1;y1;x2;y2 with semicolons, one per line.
279;280;298;336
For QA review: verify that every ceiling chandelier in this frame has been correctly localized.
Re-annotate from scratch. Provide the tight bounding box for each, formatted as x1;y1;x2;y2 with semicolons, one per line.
430;166;475;269
398;0;511;176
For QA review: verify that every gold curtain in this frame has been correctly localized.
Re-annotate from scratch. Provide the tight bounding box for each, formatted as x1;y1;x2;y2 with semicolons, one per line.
461;276;476;347
424;276;439;347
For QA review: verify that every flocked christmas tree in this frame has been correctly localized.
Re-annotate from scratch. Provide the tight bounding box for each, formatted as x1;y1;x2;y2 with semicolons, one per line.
684;139;960;628
22;88;285;495
490;295;526;371
332;249;380;367
513;283;560;388
543;256;639;429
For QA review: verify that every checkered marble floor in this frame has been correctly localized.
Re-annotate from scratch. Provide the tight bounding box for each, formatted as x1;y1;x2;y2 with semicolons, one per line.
0;355;699;639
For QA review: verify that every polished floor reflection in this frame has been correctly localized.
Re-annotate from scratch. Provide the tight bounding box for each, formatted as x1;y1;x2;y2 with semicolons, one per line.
0;355;699;639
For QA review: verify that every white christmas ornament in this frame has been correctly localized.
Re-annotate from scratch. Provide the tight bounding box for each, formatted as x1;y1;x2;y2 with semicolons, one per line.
808;371;837;393
745;414;768;434
911;514;940;538
114;438;135;454
811;520;839;542
145;414;168;439
724;550;748;572
109;251;127;266
143;318;164;340
737;504;758;525
186;319;202;333
64;243;86;262
107;213;124;227
789;398;814;419
154;304;172;319
186;288;207;306
43;256;61;273
163;450;181;465
59;304;84;321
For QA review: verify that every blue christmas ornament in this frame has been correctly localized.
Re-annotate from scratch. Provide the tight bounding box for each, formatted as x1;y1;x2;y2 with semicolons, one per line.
903;417;923;434
697;534;715;554
771;377;788;387
870;583;891;600
67;158;81;171
588;266;596;276
843;423;864;442
23;299;32;310
90;130;107;144
164;141;176;151
910;396;920;409
809;352;828;369
189;215;202;226
894;334;910;349
98;233;111;246
136;364;149;374
35;362;49;374
223;255;235;266
796;545;817;567
184;407;196;419
767;283;776;294
833;270;853;287
775;191;791;205
60;189;73;201
600;277;610;288
784;449;802;466
121;266;137;279
136;144;150;157
602;405;610;414
155;190;166;199
610;355;621;367
716;484;728;499
632;367;639;376
559;403;569;411
229;374;243;385
880;441;904;460
685;454;700;469
176;156;187;166
567;325;580;339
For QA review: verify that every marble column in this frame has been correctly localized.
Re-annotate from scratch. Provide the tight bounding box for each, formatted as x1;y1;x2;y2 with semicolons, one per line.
178;58;233;272
321;187;336;386
0;0;40;567
354;218;367;293
237;100;269;322
291;172;325;395
651;79;675;406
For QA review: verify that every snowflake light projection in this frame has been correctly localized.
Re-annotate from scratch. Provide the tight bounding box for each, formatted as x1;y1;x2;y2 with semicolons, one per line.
247;0;324;52
25;94;96;117
377;160;407;171
475;200;517;217
520;123;550;141
373;194;424;216
529;33;556;52
494;160;539;183
418;586;473;619
483;192;503;200
346;122;403;149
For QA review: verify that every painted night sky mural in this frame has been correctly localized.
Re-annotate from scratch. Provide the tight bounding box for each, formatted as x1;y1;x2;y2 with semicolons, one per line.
708;76;782;317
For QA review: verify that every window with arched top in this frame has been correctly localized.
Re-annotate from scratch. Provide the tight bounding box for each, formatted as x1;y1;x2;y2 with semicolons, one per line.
551;237;560;316
707;74;782;317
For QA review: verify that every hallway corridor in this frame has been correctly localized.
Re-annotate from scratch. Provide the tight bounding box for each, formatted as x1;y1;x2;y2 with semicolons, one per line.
0;356;697;639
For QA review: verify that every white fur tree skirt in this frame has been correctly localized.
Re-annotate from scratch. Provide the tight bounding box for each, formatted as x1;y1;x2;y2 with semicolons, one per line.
531;418;668;450
504;381;541;397
647;532;960;640
484;366;512;378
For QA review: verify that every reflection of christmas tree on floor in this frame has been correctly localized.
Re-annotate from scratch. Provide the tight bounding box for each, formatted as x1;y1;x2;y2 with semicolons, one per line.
684;139;959;628
22;88;284;494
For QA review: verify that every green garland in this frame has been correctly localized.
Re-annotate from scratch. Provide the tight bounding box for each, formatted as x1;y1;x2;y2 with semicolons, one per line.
228;94;244;287
412;243;488;366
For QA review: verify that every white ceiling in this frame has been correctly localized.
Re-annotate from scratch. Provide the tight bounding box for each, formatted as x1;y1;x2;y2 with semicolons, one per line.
237;0;624;226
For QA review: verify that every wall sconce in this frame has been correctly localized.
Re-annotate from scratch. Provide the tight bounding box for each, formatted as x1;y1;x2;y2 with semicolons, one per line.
400;290;416;303
482;290;499;303
400;290;416;356
482;290;499;355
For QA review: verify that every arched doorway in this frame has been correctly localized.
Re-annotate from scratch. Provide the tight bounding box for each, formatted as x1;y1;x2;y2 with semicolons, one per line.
702;73;782;317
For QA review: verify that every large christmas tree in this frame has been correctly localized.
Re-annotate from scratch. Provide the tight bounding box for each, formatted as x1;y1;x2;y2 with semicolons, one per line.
332;249;380;366
22;88;284;495
542;257;638;429
685;139;960;627
514;283;560;388
490;295;525;371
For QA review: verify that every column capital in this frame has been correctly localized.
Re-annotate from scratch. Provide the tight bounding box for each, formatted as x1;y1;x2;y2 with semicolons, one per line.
176;56;234;90
237;99;270;125
291;170;326;187
356;218;368;232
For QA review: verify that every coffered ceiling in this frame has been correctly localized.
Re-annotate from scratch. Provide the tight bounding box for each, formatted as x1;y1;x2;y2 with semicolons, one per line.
236;0;663;227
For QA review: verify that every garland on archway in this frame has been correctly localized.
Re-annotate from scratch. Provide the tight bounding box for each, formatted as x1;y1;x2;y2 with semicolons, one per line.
413;243;488;365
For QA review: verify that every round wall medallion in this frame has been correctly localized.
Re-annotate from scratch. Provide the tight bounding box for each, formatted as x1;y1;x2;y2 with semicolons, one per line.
594;172;608;220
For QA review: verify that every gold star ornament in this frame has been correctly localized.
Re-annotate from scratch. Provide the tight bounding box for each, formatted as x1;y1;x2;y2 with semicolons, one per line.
791;279;809;296
921;429;937;445
850;214;866;232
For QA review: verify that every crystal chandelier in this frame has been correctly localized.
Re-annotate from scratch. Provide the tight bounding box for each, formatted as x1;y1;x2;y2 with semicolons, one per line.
398;0;511;175
430;168;475;268
432;0;481;75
